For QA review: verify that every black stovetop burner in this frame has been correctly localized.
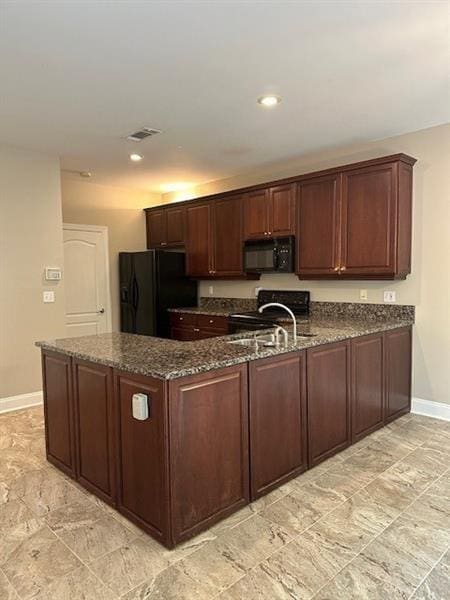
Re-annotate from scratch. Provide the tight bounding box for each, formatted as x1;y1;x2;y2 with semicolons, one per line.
229;290;310;332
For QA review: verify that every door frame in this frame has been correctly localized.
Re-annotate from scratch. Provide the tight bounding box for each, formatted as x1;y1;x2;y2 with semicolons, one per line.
63;223;113;333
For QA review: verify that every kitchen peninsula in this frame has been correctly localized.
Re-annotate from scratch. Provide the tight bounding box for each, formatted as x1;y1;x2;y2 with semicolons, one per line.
37;303;413;548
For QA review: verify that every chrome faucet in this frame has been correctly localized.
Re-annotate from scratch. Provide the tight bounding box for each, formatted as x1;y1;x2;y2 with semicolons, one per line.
258;302;297;343
274;325;289;347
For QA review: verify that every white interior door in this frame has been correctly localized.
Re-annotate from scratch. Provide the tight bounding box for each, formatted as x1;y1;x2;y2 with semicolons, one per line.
63;224;112;337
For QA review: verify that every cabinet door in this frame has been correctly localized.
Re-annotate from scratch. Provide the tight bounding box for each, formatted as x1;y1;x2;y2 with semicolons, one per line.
307;341;351;466
73;360;116;504
341;163;396;276
41;351;76;478
166;205;186;246
213;195;243;276
269;184;295;237
114;371;170;545
169;365;249;544
171;326;198;341
249;352;307;500
146;209;166;248
351;333;384;442
186;203;212;276
296;175;341;277
384;327;412;422
243;189;269;239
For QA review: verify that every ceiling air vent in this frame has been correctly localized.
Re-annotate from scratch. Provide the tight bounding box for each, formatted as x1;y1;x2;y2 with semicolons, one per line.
125;127;162;142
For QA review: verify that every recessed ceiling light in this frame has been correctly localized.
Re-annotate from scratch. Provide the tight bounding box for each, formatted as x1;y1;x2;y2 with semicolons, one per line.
130;153;143;162
257;95;282;107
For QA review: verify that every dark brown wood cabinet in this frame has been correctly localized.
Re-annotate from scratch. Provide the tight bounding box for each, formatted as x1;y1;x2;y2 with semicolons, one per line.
72;359;116;504
351;333;384;442
186;202;212;276
40;324;412;548
169;365;249;542
297;174;341;277
42;351;76;478
144;153;415;281
186;195;247;278
244;184;295;240
384;326;412;422
114;371;170;544
296;155;415;280
249;352;307;499
307;340;351;466
145;205;186;248
170;311;229;340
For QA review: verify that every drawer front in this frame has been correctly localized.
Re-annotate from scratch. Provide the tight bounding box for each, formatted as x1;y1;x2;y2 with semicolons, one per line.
197;314;229;332
170;312;197;327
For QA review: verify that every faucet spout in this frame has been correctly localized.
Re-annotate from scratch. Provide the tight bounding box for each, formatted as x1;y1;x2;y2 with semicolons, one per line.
258;302;297;343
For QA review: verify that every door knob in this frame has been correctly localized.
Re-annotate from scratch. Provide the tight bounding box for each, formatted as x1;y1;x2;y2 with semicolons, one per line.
98;308;105;314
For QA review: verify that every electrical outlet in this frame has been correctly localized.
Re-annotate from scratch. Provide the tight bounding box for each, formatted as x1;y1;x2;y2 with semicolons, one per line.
383;291;396;303
359;289;368;301
43;291;55;303
208;285;214;296
254;286;262;297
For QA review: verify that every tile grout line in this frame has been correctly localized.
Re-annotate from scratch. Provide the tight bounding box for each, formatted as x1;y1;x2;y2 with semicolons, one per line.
406;544;450;600
214;426;447;598
309;466;449;599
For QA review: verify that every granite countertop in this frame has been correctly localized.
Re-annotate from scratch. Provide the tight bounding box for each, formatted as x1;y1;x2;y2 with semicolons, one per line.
168;306;234;317
36;315;413;381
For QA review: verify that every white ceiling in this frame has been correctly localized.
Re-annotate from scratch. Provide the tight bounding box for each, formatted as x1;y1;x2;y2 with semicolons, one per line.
1;1;449;193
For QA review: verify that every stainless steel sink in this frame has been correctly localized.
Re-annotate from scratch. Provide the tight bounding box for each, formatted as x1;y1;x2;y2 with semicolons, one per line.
227;335;276;347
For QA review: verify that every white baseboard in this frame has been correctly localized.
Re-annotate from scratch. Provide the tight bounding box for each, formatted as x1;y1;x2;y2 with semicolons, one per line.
411;397;450;422
0;391;43;415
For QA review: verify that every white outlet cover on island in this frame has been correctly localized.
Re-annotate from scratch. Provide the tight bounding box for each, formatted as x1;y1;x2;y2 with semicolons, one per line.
384;291;396;303
359;289;368;301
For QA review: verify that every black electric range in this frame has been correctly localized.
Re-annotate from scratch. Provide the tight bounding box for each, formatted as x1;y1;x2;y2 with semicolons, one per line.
229;290;310;333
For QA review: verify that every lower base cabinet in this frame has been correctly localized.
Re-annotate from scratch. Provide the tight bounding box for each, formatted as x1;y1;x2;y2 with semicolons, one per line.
351;333;384;442
249;352;307;499
307;341;351;466
169;365;249;543
73;359;116;504
385;327;412;421
40;325;412;548
114;371;169;544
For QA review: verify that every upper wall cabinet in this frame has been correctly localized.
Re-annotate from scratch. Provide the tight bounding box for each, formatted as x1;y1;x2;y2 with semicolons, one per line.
296;155;415;280
145;205;186;248
243;183;295;240
186;194;249;278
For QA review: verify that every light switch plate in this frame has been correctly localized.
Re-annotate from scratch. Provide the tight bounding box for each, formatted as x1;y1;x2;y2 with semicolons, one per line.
359;289;368;301
43;291;55;303
384;291;396;303
208;285;214;295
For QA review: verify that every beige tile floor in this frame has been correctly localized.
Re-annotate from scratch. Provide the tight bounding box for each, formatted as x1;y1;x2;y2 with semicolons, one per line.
0;407;448;599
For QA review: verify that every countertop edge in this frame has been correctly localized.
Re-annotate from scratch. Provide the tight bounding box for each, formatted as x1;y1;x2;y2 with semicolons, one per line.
36;319;413;381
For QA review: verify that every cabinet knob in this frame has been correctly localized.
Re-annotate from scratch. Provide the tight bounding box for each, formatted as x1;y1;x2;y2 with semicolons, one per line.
268;231;272;235
334;266;339;272
179;316;183;321
194;328;200;332
341;266;346;272
161;242;167;246
209;319;213;324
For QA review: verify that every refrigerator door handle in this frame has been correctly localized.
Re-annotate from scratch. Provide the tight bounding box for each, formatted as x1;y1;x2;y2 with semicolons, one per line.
132;276;139;310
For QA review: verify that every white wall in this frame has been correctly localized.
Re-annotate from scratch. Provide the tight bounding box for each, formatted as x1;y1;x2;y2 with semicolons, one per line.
0;145;66;399
61;175;159;331
164;125;450;407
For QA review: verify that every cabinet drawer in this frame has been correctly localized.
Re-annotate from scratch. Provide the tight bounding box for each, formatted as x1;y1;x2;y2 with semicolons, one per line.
197;314;229;331
170;312;197;327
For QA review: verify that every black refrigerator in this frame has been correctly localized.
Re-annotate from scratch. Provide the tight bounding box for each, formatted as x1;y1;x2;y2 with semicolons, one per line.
119;250;197;338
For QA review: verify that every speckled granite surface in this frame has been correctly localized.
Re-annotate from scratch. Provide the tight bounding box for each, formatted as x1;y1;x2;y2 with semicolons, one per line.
36;315;413;381
169;298;415;321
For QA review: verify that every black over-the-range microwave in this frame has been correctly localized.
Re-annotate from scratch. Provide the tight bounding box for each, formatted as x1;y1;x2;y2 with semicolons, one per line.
243;236;294;273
